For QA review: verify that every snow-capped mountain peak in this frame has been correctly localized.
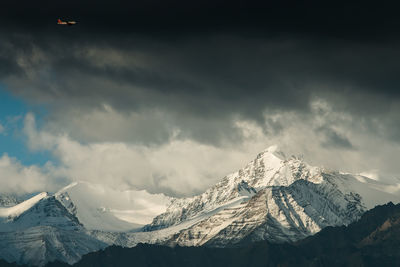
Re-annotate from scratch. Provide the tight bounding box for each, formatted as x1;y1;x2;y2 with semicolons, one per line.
0;192;47;222
145;146;400;247
0;191;106;266
144;147;319;231
262;144;287;160
237;180;257;197
0;145;400;266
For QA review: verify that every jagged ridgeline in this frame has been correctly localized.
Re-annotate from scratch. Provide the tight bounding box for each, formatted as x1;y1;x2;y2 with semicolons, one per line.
49;202;400;267
0;146;399;266
145;146;396;246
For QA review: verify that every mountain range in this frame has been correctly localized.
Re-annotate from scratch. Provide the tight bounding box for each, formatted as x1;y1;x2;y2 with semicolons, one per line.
48;202;400;267
0;146;399;266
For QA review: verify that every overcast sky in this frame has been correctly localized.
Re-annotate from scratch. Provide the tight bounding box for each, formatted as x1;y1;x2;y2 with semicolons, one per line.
0;1;400;196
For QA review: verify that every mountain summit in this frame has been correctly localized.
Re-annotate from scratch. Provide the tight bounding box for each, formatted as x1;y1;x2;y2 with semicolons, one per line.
0;146;399;266
145;145;400;246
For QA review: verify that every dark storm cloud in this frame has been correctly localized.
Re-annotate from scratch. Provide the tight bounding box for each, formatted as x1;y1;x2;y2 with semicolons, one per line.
1;0;399;38
318;126;355;149
1;1;400;146
0;42;23;78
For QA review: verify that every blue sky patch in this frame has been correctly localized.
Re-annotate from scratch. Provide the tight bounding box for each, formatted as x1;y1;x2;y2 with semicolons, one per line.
0;85;53;166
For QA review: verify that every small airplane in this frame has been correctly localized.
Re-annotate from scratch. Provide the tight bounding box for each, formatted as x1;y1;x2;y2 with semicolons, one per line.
57;19;77;26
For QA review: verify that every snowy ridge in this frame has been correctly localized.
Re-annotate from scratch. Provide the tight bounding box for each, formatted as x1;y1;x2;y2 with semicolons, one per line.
145;146;400;247
0;192;47;223
0;182;173;266
0;145;399;266
145;147;322;231
172;178;365;247
0;192;106;266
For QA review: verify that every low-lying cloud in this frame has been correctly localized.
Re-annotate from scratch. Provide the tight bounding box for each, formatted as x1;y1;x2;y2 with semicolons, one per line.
8;104;399;197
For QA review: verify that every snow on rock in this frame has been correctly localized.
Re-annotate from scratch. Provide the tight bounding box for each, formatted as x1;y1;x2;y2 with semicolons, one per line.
0;192;47;223
144;146;322;231
0;195;19;207
144;145;400;247
0;192;106;266
0;193;83;232
0;145;400;266
0;226;106;266
0;181;173;266
325;172;400;209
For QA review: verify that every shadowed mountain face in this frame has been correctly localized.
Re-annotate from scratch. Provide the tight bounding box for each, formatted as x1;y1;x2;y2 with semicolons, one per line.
1;147;399;266
143;147;399;247
51;202;400;267
0;193;107;266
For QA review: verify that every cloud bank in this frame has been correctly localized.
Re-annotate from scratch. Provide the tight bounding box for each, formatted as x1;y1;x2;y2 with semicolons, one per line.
0;1;399;196
6;106;398;197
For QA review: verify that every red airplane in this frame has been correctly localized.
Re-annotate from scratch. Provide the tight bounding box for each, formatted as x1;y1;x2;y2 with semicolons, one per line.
57;19;77;26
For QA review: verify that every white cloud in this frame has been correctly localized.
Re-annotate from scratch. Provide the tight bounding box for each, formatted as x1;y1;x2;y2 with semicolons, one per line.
22;113;270;196
0;154;61;194
17;103;400;197
359;170;380;181
0;123;4;134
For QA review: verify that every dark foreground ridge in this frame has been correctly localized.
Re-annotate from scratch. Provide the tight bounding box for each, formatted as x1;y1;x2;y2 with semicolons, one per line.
44;202;400;267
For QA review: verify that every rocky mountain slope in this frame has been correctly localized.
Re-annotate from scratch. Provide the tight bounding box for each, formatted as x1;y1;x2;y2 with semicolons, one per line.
0;193;106;266
0;145;399;266
51;202;400;267
0;182;173;266
145;146;400;246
